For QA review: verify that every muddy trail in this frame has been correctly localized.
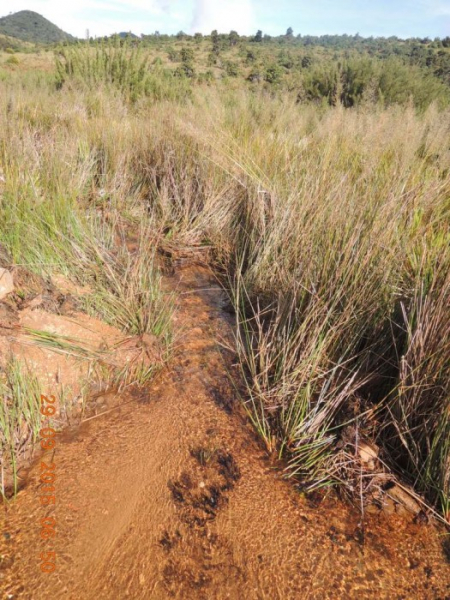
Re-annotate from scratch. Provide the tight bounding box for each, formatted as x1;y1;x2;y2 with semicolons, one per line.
1;266;450;599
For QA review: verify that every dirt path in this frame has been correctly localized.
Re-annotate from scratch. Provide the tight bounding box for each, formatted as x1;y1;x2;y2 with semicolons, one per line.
1;266;450;599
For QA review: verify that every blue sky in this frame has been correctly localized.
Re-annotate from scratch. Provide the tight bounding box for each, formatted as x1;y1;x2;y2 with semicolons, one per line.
3;0;450;39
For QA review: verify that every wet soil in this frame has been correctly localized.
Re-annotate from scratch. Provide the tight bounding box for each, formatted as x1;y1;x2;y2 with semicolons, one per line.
1;266;450;599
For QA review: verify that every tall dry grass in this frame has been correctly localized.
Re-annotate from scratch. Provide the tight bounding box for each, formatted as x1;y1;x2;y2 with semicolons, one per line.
0;75;449;514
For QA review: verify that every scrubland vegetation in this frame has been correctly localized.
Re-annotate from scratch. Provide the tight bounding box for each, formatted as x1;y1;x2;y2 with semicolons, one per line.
0;38;449;518
48;31;450;109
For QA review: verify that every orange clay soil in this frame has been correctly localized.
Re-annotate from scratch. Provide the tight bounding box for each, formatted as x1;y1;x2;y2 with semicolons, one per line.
1;266;450;600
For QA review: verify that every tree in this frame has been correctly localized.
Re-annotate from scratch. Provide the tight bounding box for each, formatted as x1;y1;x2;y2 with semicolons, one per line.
211;29;220;53
229;30;239;46
286;27;294;37
254;30;263;43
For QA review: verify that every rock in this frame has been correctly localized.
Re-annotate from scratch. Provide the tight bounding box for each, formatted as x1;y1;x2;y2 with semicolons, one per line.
0;268;14;300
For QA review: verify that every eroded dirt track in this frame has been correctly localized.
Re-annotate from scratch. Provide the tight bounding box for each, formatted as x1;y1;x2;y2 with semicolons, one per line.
1;267;450;599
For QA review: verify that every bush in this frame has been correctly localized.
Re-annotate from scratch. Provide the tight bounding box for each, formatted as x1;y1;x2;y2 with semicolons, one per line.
55;41;192;103
246;50;256;64
265;63;284;84
180;47;194;63
197;70;214;84
377;58;449;109
225;61;240;77
340;56;376;106
303;62;340;105
302;56;450;109
167;46;180;62
174;63;195;78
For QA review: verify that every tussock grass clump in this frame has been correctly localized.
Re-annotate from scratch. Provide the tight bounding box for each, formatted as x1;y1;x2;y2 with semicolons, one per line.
78;226;174;339
0;358;41;496
0;83;174;434
0;87;173;341
202;97;450;513
387;252;450;515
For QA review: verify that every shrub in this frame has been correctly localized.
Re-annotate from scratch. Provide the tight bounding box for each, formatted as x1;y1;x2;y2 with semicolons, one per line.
167;46;180;62
303;62;340;104
265;63;284;84
174;63;195;78
55;40;193;103
180;47;195;63
225;61;240;77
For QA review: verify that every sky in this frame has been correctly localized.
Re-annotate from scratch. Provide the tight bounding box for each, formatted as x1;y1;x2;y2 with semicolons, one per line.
2;0;450;39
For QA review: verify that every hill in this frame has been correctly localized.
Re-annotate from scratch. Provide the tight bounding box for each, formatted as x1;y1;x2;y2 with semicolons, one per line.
0;10;74;44
118;32;139;39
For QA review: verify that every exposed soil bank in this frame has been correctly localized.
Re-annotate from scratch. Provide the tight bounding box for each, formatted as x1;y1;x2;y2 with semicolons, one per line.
1;267;450;599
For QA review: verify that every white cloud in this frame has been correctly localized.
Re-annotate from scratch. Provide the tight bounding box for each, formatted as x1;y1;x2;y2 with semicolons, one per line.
191;0;255;34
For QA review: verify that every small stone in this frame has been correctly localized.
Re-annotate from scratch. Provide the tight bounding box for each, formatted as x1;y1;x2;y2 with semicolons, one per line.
199;481;206;489
0;269;14;300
